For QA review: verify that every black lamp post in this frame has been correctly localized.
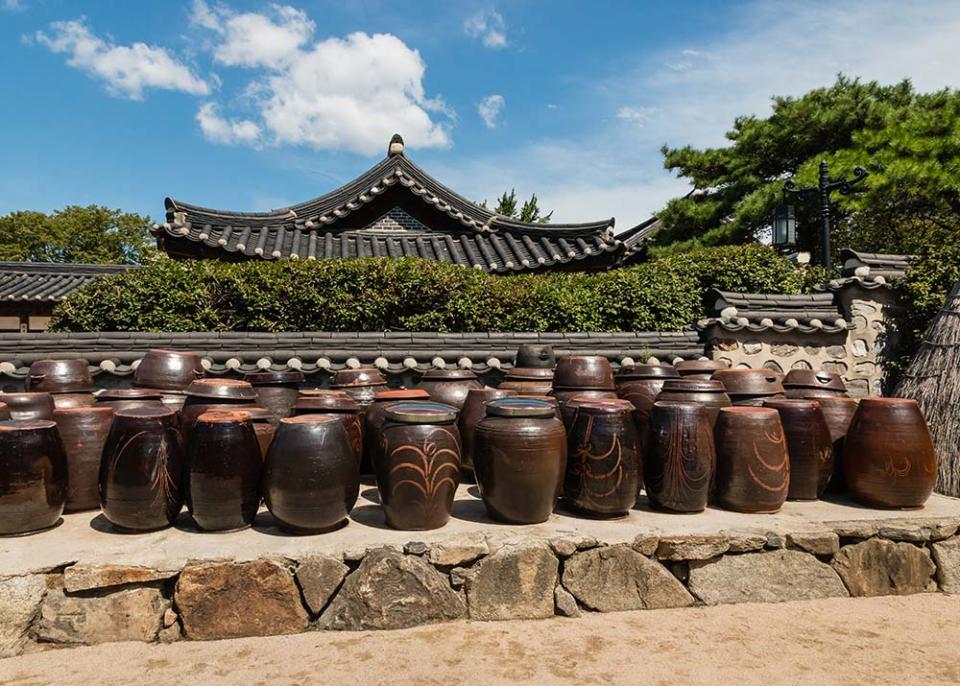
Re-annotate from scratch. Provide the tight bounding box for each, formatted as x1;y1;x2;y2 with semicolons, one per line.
774;160;868;270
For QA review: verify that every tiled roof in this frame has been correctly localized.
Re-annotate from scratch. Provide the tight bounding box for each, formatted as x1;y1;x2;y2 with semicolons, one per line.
153;135;633;273
0;262;134;303
698;289;849;335
841;249;914;280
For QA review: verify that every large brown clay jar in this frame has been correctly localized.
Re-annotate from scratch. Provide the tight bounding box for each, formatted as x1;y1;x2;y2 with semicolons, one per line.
261;415;359;533
645;402;715;513
474;398;566;524
553;355;615;390
714;407;790;513
293;394;363;464
1;392;56;421
0;419;68;536
458;387;516;472
843;398;937;509
180;379;259;441
563;399;640;517
53;406;114;512
615;364;680;433
377;402;462;530
816;397;859;492
331;368;389;406
763;399;833;500
99;407;184;531
244;370;304;426
675;359;729;380
515;344;555;368
26;359;95;394
783;370;849;399
655;379;731;428
364;389;430;468
95;389;165;414
712;368;786;406
134;349;205;391
186;412;262;531
417;369;483;409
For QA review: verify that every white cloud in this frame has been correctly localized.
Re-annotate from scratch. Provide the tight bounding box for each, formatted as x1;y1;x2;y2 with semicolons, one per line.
615;106;656;126
35;19;209;100
464;10;508;49
478;94;504;129
196;102;262;145
2;0;25;12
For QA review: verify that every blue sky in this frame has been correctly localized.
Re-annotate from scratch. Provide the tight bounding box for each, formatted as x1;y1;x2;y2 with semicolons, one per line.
1;0;959;231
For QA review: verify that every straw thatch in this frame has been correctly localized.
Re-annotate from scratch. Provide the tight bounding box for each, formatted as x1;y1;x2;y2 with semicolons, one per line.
895;281;960;496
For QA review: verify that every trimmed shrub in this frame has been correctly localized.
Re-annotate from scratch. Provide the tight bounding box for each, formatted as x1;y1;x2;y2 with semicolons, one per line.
49;244;803;333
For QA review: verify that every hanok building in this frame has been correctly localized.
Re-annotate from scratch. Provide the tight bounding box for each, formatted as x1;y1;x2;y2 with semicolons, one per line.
151;135;645;273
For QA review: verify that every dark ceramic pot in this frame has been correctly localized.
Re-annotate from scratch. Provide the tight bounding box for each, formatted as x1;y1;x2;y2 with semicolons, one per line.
1;392;56;421
551;388;618;407
27;359;95;394
186;412;262;531
51;393;97;410
783;369;849;399
675;359;730;380
563;399;640;517
201;407;276;459
99;407;184;531
417;369;482;410
95;389;165;414
714;407;790;514
515;344;555;369
655;380;731;428
553;356;615;390
615;365;681;439
0;402;9;420
816;397;859;493
180;379;259;442
458;388;516;473
261;415;359;533
292;395;363;464
499;367;554;395
364;389;431;468
560;392;622;429
331;368;389;406
0;419;67;536
763;399;833;500
614;363;678;392
244;370;305;426
712;368;786;406
53;406;114;512
843;398;936;509
474;398;566;524
377;402;462;530
645;401;715;513
133;349;205;391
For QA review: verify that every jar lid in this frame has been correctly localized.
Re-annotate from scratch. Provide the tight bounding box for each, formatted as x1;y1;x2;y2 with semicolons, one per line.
185;379;258;400
331;368;387;388
384;401;458;424
96;388;164;401
420;369;479;381
485;397;557;418
615;364;679;380
114;406;177;420
503;367;555;380
203;407;274;422
374;389;430;401
569;398;635;415
0;419;57;431
244;370;305;385
294;396;359;413
660;379;727;393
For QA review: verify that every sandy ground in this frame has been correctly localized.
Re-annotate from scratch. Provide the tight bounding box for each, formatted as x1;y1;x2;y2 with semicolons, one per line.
2;594;959;686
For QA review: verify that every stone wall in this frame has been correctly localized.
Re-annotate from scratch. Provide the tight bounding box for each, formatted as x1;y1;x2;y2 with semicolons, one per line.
4;516;959;654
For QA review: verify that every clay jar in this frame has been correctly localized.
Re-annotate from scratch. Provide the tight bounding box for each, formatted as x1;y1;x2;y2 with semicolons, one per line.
712;368;786;406
675;359;730;380
498;368;554;395
615;364;680;432
515;344;555;369
553;355;615;390
331;368;388;407
1;392;56;421
842;398;937;509
261;414;359;533
563;399;640;518
95;389;165;414
99;407;184;531
551;388;618;406
655;379;731;428
783;370;849;399
244;407;276;458
714;407;790;514
377;401;462;530
26;359;95;394
474;398;567;524
244;370;305;425
186;412;262;531
292;394;363;464
134;349;205;391
364;389;431;468
53;406;114;512
417;369;483;410
645;401;715;513
816;397;859;492
763;399;833;500
458;387;516;472
180;379;259;442
0;419;68;536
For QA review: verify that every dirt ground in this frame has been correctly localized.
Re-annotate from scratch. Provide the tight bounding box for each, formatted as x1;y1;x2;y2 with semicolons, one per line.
2;594;958;686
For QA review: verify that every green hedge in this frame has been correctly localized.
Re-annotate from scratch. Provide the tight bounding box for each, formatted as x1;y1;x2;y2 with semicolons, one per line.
49;245;803;333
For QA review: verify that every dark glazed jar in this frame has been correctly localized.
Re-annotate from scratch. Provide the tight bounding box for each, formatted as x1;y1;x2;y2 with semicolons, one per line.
244;370;305;426
180;379;259;441
563;399;640;518
655;379;731;428
53;406;114;512
645;402;715;513
134;349;205;391
553;355;615;390
560;392;622;429
474;398;566;524
27;359;95;394
0;420;67;536
498;368;554;395
186;412;262;531
377;402;462;530
364;389;431;468
458;387;516;472
816;397;859;492
331;368;389;407
99;407;184;531
714;407;789;513
261;415;359;533
50;393;97;410
615;364;680;434
675;359;730;380
842;398;937;509
417;369;482;410
516;344;555;369
551;388;618;408
1;392;56;421
292;394;363;464
764;399;833;500
95;389;165;414
783;370;849;399
712;368;786;406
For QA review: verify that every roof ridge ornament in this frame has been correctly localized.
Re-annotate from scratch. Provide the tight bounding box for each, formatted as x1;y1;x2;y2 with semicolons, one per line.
388;133;405;157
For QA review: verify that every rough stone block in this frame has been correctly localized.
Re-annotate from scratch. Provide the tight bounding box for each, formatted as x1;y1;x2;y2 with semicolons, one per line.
771;344;798;357
562;545;693;612
726;533;767;553
176;559;308;640
0;574;46;658
63;564;178;593
932;537;960;594
656;535;730;561
465;544;558;621
296;554;349;616
832;539;936;597
320;548;465;630
631;534;660;557
554;586;580;618
833;521;879;539
39;586;168;645
428;537;490;566
687;550;848;605
787;531;840;556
